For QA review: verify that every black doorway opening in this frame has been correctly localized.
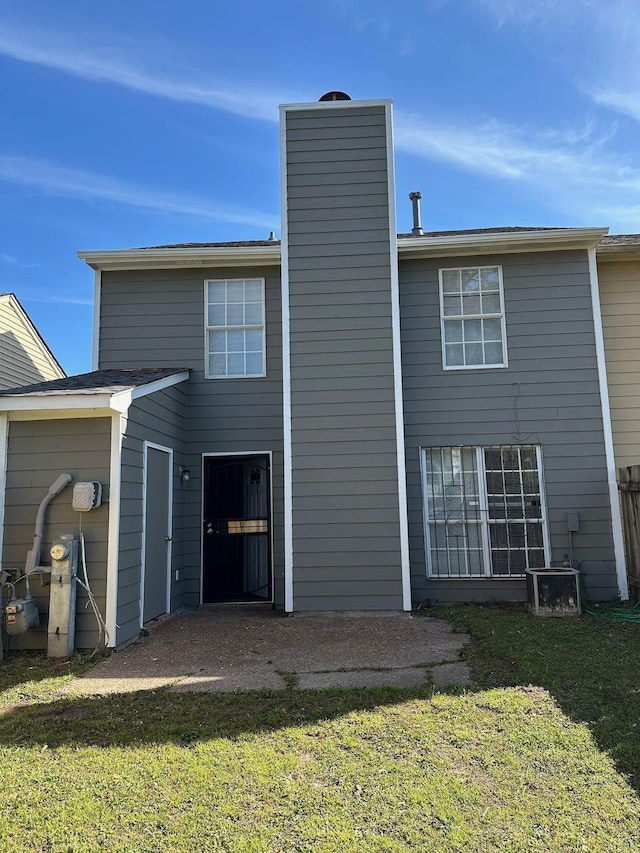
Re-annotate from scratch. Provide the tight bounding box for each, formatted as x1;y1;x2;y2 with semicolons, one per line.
202;455;272;603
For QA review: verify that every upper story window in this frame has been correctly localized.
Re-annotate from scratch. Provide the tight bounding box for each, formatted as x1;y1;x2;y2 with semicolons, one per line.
205;279;265;379
439;265;507;369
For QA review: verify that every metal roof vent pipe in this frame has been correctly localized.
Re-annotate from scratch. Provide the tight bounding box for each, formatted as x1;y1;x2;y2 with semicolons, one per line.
319;91;351;101
268;231;277;241
409;191;424;236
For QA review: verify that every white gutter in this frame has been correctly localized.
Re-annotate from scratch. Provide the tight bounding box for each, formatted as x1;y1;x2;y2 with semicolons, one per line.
398;227;609;258
78;244;282;271
78;228;610;271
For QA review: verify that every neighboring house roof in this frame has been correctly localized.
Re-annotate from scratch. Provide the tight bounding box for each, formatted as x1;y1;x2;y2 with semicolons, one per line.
0;293;65;389
597;234;640;261
1;367;187;397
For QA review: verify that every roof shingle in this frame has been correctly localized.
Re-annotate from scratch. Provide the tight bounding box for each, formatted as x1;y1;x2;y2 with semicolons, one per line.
1;367;188;397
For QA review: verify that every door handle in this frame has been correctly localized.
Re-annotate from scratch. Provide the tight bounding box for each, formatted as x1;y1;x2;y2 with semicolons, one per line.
165;536;173;542
205;522;213;535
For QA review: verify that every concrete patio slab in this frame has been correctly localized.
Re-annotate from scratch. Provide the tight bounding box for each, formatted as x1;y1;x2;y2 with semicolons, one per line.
67;607;470;695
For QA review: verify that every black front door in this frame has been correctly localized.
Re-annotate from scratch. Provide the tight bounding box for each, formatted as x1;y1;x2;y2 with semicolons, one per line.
202;455;271;603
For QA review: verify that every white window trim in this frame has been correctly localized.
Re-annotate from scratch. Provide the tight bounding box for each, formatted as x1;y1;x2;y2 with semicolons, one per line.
421;445;551;580
204;278;266;380
438;265;508;371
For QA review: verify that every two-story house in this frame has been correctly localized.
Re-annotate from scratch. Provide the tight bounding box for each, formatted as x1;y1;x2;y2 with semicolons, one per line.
0;94;629;650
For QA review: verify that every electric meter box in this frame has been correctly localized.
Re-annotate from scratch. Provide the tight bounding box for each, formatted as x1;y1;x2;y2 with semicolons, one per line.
72;482;102;512
5;597;40;635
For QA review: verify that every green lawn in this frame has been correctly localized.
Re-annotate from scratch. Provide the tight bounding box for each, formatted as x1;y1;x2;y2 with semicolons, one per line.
1;608;640;852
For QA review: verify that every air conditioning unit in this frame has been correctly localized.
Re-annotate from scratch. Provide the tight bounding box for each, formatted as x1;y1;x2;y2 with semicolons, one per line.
526;567;581;616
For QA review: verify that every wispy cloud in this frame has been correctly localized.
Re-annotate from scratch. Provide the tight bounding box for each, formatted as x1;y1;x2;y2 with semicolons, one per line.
475;0;593;28
0;23;295;122
0;252;39;268
394;111;640;230
476;0;640;128
21;294;93;306
0;155;277;229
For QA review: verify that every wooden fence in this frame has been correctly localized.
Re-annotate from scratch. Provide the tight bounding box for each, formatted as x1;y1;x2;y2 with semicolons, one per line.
619;465;640;601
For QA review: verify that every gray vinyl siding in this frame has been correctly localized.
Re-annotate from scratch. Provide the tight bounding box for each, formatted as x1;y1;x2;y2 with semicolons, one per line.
99;266;284;609
2;417;110;649
285;104;404;611
400;249;619;603
116;384;187;647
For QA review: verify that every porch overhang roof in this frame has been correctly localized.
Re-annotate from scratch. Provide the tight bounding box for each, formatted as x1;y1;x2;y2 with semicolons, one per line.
0;369;190;419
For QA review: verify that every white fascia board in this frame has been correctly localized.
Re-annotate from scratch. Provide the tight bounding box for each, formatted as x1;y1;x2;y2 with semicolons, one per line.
0;393;114;412
398;228;609;259
110;371;190;412
130;371;190;399
280;98;392;111
77;245;281;271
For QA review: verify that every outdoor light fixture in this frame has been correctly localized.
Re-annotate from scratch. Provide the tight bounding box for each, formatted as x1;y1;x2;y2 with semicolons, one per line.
179;466;191;483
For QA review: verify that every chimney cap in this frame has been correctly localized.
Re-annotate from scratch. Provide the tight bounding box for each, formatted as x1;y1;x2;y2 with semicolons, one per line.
319;91;351;102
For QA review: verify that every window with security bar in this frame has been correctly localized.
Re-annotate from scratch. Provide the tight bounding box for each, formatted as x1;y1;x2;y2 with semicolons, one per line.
422;445;549;578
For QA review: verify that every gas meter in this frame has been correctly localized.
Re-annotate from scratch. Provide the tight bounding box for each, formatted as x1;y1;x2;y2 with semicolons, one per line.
4;597;39;635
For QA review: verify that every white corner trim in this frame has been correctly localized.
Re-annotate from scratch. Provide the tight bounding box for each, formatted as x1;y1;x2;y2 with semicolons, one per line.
92;269;101;371
0;413;8;570
279;104;294;613
588;248;628;600
385;102;411;611
106;412;126;647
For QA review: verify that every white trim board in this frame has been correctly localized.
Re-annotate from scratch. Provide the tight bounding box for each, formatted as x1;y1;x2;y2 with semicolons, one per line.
385;101;412;611
588;247;628;600
0;413;9;570
106;413;125;647
279;103;293;613
140;441;174;627
279;98;392;112
92;269;101;371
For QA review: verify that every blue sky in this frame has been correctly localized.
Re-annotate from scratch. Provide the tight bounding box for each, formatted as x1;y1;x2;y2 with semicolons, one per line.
2;0;640;374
